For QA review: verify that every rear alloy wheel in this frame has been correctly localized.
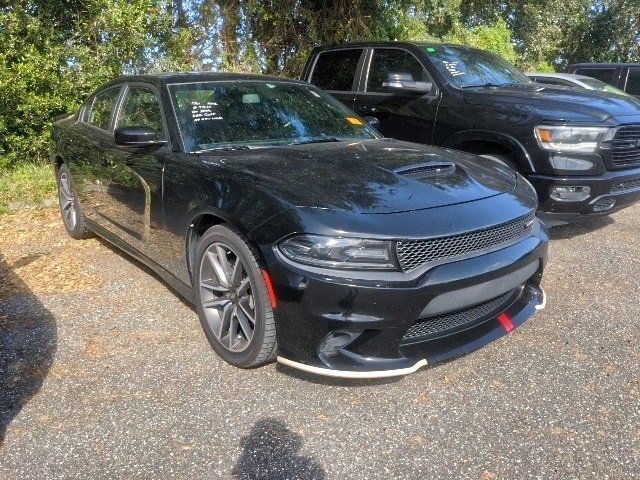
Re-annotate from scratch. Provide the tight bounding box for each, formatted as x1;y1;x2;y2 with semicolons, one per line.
194;225;277;368
57;164;92;239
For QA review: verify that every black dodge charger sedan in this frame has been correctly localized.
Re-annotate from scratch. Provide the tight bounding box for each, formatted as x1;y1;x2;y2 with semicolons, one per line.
51;73;548;378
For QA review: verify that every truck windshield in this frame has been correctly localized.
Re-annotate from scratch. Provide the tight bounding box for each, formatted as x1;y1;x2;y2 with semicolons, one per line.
168;81;379;152
424;45;531;88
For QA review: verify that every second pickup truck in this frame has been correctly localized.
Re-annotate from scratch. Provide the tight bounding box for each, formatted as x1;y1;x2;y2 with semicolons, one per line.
301;42;640;224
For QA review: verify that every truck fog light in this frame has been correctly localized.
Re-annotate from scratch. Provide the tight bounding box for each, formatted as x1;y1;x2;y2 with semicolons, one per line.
319;331;360;357
593;198;616;212
550;185;591;201
550;155;594;171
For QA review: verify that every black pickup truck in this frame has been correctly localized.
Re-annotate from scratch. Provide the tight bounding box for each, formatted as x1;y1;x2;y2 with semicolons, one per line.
301;42;640;224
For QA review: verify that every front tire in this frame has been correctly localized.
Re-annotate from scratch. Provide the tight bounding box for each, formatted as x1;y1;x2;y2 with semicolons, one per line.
57;164;92;239
193;224;277;368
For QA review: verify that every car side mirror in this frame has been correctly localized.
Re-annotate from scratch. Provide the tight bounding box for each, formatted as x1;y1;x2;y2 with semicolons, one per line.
382;72;432;94
114;126;166;147
363;116;380;130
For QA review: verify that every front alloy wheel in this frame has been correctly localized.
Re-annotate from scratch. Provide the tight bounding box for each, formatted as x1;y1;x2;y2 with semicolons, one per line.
194;225;277;367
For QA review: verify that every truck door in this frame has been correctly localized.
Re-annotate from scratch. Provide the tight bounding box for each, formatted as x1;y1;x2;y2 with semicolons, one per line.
353;48;440;144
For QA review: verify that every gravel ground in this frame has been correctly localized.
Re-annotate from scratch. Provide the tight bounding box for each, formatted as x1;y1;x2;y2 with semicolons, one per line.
0;206;638;479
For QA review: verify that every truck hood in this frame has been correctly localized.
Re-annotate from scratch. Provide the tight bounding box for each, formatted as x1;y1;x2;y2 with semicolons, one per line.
463;84;640;122
200;140;517;214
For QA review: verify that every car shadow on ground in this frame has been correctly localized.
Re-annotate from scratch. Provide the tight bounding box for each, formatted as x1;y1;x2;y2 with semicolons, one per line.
0;254;57;448
93;237;194;310
232;418;326;480
549;215;614;240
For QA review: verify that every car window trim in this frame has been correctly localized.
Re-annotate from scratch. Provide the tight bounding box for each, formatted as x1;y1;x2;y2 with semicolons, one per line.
79;85;124;134
623;67;640;95
115;82;170;142
307;48;366;93
361;46;439;98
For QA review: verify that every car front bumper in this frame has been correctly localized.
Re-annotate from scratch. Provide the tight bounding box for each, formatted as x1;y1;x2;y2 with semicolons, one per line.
528;166;640;223
266;230;549;378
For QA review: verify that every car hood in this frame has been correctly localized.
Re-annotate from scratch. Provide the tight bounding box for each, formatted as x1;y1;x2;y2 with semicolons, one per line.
463;84;640;122
199;140;516;214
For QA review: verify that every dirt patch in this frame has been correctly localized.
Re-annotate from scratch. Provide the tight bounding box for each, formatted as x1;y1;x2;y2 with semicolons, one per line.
0;209;102;297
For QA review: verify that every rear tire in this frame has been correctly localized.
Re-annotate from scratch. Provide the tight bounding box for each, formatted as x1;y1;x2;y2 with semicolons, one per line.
57;164;92;239
193;224;277;368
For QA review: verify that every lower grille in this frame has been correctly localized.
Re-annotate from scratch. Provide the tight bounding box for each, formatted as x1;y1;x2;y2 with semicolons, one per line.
611;125;640;168
396;213;535;272
402;290;517;342
610;178;640;193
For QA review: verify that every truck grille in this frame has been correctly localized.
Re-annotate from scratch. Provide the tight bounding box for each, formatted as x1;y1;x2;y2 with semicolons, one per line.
396;213;535;272
611;125;640;168
402;290;517;342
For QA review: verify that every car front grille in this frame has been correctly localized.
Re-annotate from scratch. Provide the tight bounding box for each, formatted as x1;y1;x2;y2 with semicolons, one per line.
611;125;640;168
395;212;535;272
610;178;640;193
401;289;517;343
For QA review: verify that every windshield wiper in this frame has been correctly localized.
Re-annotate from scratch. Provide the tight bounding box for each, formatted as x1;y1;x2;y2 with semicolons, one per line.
461;82;506;89
196;144;252;153
290;136;340;145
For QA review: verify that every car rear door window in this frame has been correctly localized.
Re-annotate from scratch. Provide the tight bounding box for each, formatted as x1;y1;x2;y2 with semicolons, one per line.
573;68;616;86
366;49;433;93
625;69;640;96
86;87;121;131
116;86;166;139
310;49;363;91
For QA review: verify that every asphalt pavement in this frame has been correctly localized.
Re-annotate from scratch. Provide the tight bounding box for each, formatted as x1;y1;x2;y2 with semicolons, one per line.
0;206;638;479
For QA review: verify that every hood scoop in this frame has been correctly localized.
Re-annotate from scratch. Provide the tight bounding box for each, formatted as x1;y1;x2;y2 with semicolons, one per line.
394;162;457;179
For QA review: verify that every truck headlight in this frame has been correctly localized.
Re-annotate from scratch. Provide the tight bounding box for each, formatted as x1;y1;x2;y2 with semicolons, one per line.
278;235;397;270
535;125;610;153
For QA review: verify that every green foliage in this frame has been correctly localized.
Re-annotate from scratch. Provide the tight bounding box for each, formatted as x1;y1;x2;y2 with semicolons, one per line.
0;163;56;215
1;0;638;185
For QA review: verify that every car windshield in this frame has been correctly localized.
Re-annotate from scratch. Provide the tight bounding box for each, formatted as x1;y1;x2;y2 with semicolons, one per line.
580;77;629;96
168;81;379;152
423;45;531;88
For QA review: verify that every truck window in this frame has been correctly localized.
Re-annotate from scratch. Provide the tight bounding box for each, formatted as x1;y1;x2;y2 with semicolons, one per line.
366;48;434;93
310;49;363;92
625;69;640;96
573;68;616;86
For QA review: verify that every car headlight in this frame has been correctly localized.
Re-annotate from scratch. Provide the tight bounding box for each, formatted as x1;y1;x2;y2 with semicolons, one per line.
278;235;397;270
534;125;611;153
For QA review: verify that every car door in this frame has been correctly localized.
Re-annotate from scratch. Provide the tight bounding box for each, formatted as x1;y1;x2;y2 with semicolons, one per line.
353;47;440;144
306;48;366;110
99;84;169;254
69;86;122;219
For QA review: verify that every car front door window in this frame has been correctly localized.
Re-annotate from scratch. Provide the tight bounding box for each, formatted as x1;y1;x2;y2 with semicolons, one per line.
116;87;166;139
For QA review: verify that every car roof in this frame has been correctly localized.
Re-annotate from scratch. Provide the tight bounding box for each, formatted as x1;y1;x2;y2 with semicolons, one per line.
569;63;640;68
103;72;306;88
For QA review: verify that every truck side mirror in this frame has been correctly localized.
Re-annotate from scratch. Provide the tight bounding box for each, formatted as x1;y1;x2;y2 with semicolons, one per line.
382;72;432;94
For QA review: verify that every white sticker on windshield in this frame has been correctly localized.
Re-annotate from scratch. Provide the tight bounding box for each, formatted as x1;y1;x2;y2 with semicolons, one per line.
191;101;222;122
443;61;465;77
310;90;321;97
